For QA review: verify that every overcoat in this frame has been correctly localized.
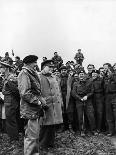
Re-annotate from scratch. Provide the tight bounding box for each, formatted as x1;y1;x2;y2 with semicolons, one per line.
39;73;63;125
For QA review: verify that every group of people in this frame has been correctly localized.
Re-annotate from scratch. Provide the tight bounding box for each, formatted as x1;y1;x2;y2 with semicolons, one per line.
0;50;116;155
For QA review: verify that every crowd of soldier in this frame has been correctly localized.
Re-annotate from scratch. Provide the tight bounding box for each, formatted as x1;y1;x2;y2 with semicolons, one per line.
0;50;116;154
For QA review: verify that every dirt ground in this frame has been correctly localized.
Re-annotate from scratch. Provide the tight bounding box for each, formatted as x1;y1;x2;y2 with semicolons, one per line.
0;131;116;155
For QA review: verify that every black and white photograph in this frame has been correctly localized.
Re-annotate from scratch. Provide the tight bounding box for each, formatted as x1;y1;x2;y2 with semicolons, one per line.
0;0;116;155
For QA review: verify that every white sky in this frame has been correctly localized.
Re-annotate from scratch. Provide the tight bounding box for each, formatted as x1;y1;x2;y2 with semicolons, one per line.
0;0;116;69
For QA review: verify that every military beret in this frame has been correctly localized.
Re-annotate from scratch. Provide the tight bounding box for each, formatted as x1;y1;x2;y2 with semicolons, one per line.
0;61;12;68
23;55;38;64
92;70;99;74
78;70;85;75
41;59;54;70
59;65;67;71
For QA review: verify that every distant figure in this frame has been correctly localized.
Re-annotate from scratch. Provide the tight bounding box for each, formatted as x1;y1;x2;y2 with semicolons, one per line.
42;57;47;62
52;52;63;69
74;49;84;65
14;56;23;74
1;52;13;65
0;61;20;142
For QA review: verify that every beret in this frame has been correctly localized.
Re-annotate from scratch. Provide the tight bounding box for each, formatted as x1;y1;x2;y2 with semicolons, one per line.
0;61;12;68
23;55;38;64
41;59;54;70
92;70;99;74
59;65;67;71
78;69;85;75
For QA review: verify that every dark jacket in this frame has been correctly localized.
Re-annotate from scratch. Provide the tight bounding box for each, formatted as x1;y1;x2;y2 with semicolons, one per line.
2;73;20;106
60;74;68;94
72;79;93;101
18;66;43;119
92;77;104;94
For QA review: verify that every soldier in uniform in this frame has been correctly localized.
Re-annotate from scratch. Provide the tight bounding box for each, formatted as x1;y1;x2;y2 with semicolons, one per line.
74;49;84;66
39;60;63;150
59;65;69;131
86;64;95;80
72;70;97;136
18;55;48;155
104;64;116;136
91;70;104;133
103;63;115;136
52;52;63;69
1;52;13;65
0;61;20;141
14;56;23;74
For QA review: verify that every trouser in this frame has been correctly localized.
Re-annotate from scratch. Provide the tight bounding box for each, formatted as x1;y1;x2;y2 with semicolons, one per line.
24;119;40;155
76;100;96;132
0;119;6;133
93;94;104;131
105;94;115;133
39;125;55;149
112;104;116;131
62;92;69;129
5;104;19;140
67;96;79;132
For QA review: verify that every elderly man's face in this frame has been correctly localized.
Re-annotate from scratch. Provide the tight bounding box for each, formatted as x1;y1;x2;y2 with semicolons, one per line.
29;61;38;71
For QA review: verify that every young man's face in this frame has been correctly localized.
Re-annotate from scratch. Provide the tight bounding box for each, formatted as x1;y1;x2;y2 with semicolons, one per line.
74;74;78;80
103;64;109;73
87;65;94;74
92;72;98;79
61;69;67;75
79;72;85;80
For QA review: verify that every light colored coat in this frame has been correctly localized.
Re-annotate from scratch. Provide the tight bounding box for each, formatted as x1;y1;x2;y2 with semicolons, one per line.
39;73;63;125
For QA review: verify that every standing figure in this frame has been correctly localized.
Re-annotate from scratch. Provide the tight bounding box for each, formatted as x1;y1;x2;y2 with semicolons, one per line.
18;55;48;155
103;63;116;136
74;49;84;66
39;60;63;150
0;61;20;141
92;70;104;133
52;52;63;69
60;65;69;131
72;70;97;136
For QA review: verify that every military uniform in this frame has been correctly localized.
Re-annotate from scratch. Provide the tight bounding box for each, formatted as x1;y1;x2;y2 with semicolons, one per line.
92;76;104;132
2;73;20;140
72;78;96;133
104;72;116;135
60;73;69;130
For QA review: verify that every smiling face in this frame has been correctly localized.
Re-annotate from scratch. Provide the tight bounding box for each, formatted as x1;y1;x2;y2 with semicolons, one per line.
92;72;98;79
103;64;109;73
79;72;85;80
87;65;94;74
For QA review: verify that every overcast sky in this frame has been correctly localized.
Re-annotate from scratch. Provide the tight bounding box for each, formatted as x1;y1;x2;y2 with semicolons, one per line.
0;0;116;69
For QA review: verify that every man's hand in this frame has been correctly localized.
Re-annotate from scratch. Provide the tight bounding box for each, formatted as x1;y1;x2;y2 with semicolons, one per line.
82;96;88;101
